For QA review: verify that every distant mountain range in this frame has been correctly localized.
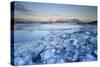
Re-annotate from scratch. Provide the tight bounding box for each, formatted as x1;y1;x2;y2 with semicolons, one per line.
12;18;97;25
87;21;97;25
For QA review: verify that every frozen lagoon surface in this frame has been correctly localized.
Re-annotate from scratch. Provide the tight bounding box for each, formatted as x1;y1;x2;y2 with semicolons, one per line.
11;23;97;65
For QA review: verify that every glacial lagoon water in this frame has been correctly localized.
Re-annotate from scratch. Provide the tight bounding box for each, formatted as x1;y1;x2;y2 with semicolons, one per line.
11;23;97;65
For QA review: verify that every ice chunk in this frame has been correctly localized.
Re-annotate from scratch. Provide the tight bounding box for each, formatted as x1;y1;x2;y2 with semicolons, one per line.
15;57;24;65
85;54;96;61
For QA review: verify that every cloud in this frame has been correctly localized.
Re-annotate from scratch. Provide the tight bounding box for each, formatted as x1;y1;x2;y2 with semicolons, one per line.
15;4;31;12
50;13;63;17
14;2;35;15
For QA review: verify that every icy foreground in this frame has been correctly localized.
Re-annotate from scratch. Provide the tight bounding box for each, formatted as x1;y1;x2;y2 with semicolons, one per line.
12;23;97;65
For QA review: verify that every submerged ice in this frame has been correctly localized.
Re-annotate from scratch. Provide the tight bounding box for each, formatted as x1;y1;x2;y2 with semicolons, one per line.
12;23;97;65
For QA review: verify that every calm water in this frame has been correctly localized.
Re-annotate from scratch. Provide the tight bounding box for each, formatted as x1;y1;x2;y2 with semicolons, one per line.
13;23;96;43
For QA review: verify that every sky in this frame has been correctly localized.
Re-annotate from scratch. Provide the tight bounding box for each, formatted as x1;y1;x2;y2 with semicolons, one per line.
13;1;97;22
